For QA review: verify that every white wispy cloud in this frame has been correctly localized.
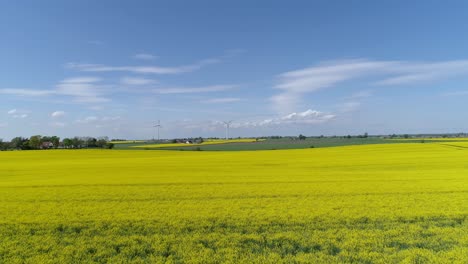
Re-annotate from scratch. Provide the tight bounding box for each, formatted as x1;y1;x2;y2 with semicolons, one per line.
336;90;372;113
13;114;28;119
276;60;394;93
270;93;302;114
349;90;372;99
338;101;361;113
101;116;121;121
0;77;110;104
201;97;242;103
73;97;111;103
176;109;335;131
272;59;395;113
75;116;98;123
375;60;468;85
56;77;110;103
66;58;220;75
0;88;55;96
51;111;65;118
153;85;237;94
233;109;335;128
88;105;104;111
66;51;241;75
50;122;66;128
75;116;121;124
7;109;29;118
120;77;156;85
133;53;157;60
61;77;101;83
272;59;468;113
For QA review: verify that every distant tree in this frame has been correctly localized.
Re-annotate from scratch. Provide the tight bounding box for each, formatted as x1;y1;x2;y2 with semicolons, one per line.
29;135;42;149
96;138;107;148
298;134;306;140
11;137;26;150
403;134;409;139
0;139;5;151
105;142;114;149
346;135;352;139
71;137;83;148
50;136;60;148
63;138;73;148
363;132;368;138
86;137;98;148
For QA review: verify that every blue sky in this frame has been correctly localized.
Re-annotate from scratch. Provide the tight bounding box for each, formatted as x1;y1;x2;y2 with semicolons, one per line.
2;0;468;140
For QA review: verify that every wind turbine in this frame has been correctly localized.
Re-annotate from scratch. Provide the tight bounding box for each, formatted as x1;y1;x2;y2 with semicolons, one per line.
223;120;233;140
153;120;162;141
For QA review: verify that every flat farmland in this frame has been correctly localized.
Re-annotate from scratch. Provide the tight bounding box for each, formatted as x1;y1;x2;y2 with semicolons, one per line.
1;143;467;263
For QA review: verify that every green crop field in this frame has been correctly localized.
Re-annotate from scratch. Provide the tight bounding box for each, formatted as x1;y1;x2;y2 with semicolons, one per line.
114;138;394;151
114;137;468;151
153;138;392;151
131;138;261;149
1;143;468;263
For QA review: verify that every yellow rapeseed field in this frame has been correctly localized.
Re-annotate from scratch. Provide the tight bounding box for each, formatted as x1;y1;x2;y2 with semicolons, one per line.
391;137;468;141
0;143;467;263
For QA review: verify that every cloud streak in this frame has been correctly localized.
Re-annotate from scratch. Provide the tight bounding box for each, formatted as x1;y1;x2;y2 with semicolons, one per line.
75;116;121;126
0;77;111;104
153;85;237;94
51;111;65;118
272;59;468;113
202;97;242;103
120;77;156;85
0;88;55;96
55;77;110;103
232;109;335;128
133;53;157;60
66;57;220;75
7;109;29;119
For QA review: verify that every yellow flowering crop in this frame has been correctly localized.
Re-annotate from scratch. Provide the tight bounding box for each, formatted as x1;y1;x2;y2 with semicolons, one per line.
0;143;467;263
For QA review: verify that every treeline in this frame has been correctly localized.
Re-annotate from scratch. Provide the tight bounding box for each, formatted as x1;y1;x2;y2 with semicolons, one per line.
0;136;114;151
170;137;204;144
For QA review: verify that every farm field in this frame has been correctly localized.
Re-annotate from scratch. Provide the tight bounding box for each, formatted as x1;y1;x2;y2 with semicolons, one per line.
155;137;392;151
132;138;261;149
111;140;146;144
1;143;468;263
116;137;468;151
115;137;394;151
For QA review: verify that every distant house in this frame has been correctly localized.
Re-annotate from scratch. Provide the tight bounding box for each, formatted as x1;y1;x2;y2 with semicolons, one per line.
185;140;193;144
41;142;54;149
